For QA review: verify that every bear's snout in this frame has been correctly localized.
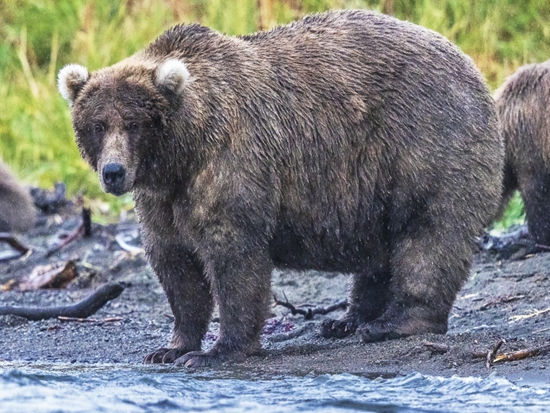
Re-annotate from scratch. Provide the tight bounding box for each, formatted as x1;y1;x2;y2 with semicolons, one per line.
102;163;126;195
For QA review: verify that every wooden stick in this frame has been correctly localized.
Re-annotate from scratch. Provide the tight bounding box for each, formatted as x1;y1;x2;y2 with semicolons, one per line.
486;339;505;368
114;233;144;254
82;207;92;237
0;282;124;320
273;293;347;320
58;316;123;323
45;223;84;257
0;232;30;254
534;243;550;251
45;208;92;257
479;295;525;311
494;344;550;363
509;307;550;323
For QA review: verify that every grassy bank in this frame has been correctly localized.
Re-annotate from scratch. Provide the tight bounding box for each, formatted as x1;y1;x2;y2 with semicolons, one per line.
1;0;548;222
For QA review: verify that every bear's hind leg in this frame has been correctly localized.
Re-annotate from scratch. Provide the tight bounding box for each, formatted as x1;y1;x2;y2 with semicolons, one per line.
143;245;213;364
320;264;390;339
520;171;550;246
360;224;470;342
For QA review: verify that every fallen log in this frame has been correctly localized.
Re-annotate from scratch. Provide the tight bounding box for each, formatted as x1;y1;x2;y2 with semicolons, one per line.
494;344;550;363
0;282;124;321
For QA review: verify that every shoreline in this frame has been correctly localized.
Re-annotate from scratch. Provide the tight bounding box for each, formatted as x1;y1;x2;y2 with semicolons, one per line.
0;212;549;382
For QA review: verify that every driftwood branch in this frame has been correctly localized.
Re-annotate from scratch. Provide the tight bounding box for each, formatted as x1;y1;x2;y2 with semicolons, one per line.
0;282;124;321
273;293;347;320
486;339;506;368
480;225;550;259
58;316;123;323
535;244;550;251
45;208;92;257
82;208;92;237
494;344;550;363
0;232;30;254
115;233;144;254
509;307;550;323
46;224;84;257
479;295;525;311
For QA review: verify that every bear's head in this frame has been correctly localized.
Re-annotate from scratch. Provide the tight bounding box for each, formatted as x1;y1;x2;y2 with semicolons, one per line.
58;59;190;195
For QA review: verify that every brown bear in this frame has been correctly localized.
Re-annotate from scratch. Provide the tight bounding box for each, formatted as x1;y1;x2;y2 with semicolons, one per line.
0;158;36;233
495;60;550;244
58;10;503;367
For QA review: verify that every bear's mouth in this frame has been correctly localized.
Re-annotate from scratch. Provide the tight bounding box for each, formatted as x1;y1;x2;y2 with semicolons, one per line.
105;186;128;196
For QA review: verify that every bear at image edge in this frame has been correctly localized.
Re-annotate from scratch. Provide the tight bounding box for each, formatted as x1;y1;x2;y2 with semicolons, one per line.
495;59;550;245
58;10;503;367
0;158;36;233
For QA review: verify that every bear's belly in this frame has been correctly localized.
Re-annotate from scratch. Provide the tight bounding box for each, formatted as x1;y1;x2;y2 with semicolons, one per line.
268;223;374;273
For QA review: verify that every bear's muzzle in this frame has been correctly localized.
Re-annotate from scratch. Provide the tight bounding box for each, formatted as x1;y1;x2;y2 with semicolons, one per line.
102;163;126;196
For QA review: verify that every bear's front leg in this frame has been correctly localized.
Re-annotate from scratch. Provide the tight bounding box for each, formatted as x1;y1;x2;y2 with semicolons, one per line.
143;244;213;364
174;247;273;368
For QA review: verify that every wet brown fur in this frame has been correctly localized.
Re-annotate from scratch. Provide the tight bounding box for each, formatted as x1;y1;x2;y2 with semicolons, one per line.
60;10;503;367
496;60;550;244
0;158;36;233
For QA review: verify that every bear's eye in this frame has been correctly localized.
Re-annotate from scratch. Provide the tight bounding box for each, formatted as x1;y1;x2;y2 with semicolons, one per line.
128;122;139;132
93;124;105;134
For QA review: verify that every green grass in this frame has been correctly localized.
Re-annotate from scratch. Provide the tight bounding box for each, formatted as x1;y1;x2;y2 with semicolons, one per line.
492;192;526;232
2;0;549;223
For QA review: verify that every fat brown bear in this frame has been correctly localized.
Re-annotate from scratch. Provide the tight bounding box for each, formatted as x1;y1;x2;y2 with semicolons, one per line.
495;60;550;244
58;10;503;367
0;158;36;233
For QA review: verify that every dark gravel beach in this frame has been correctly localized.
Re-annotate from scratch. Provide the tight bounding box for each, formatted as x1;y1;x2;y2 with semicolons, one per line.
1;204;549;383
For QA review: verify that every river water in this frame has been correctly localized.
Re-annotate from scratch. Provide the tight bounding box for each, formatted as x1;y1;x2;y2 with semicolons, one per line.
1;363;549;412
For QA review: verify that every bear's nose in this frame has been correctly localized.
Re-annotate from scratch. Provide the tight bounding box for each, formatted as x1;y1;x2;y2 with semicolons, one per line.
103;163;125;189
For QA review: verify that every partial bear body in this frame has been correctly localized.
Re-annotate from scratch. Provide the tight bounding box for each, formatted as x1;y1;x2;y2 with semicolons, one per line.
0;158;36;233
59;10;503;367
495;60;550;244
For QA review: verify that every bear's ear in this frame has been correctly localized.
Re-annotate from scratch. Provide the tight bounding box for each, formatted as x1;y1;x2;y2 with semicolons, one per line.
155;59;190;95
58;64;90;106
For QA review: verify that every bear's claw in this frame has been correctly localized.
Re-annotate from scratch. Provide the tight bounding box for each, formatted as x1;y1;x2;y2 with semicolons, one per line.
174;350;247;368
174;351;217;368
319;318;358;339
143;347;193;364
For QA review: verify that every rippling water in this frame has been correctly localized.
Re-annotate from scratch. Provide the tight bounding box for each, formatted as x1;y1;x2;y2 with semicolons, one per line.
1;363;549;413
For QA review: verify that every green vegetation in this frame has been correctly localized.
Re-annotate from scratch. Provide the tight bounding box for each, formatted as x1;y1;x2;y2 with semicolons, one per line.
1;0;548;223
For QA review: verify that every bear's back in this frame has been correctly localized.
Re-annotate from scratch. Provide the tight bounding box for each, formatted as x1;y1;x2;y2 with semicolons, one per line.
98;11;502;271
497;59;550;160
143;11;502;260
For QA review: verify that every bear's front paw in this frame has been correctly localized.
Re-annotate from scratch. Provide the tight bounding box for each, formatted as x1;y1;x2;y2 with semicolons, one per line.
174;350;246;368
319;318;357;339
143;347;194;364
